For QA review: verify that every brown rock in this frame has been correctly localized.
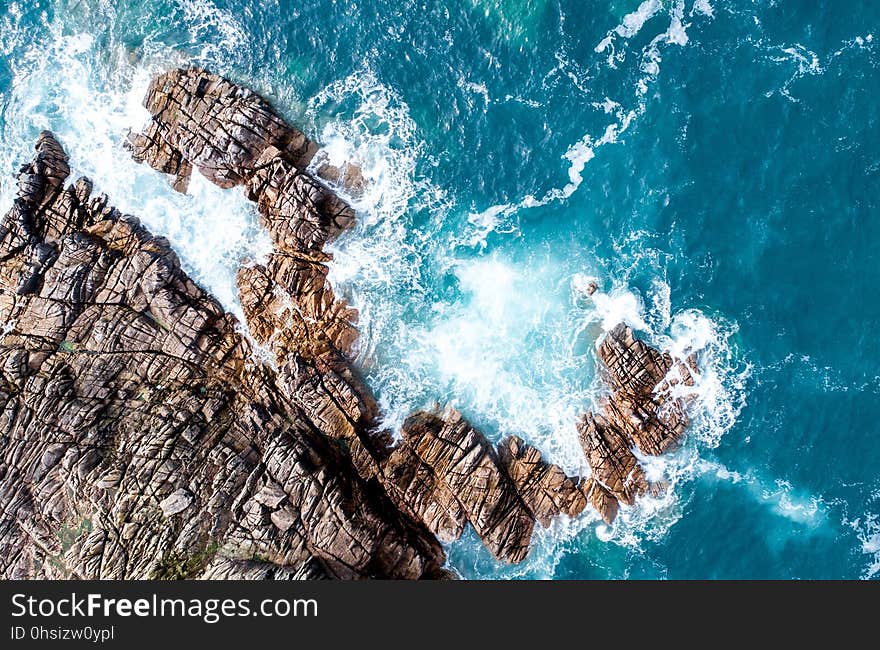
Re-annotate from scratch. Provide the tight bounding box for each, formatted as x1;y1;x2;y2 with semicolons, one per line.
384;407;535;563
497;435;587;527
577;412;648;508
596;322;693;455
124;69;702;551
313;154;368;198
126;68;317;189
0;132;444;579
574;323;697;524
582;479;619;525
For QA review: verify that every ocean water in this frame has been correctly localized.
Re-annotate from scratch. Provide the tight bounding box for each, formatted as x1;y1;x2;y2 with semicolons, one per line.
1;0;878;579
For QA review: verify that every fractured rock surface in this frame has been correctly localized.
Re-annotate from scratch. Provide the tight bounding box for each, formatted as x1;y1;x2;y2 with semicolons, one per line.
127;68;591;564
0;68;702;578
576;323;696;521
126;67;317;191
0;132;444;579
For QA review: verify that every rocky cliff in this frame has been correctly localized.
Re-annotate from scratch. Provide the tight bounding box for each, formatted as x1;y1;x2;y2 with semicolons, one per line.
0;68;697;578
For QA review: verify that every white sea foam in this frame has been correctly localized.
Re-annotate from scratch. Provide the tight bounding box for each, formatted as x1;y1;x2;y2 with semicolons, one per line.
0;2;272;325
596;0;663;57
854;514;880;579
767;42;824;102
698;460;827;529
297;5;749;574
306;69;431;225
690;0;714;18
406;255;593;473
574;274;649;331
616;0;664;40
460;203;519;249
175;0;249;65
775;45;823;76
305;67;453;341
844;489;880;579
0;0;747;577
471;1;708;231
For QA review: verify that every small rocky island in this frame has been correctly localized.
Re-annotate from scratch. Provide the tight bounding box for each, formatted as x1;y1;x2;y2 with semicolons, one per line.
0;69;696;579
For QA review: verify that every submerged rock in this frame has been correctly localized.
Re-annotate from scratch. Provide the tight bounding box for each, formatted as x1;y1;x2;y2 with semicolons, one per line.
312;153;368;198
0;68;700;578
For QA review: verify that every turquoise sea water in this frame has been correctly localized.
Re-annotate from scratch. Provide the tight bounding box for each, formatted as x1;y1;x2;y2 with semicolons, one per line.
1;0;879;579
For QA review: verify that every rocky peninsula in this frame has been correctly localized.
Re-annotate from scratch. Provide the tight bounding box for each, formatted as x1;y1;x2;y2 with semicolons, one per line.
0;69;696;579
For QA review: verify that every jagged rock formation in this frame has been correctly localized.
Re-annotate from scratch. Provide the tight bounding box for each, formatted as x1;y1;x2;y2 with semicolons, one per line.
382;408;587;563
0;132;445;579
126;68;591;566
576;323;695;523
128;68;381;485
126;67;318;193
0;68;700;578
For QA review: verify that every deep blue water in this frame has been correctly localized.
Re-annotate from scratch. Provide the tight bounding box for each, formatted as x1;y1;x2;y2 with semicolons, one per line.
1;0;879;579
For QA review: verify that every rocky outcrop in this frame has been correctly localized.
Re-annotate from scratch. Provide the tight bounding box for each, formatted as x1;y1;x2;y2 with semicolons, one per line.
126;68;590;565
0;132;445;579
381;408;587;563
597;323;693;456
129;69;382;483
382;409;535;563
0;68;701;578
497;435;587;528
126;67;317;192
575;323;695;523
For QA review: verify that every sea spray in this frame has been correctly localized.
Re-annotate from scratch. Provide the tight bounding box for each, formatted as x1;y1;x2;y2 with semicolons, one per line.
0;1;272;323
295;1;750;571
2;0;876;578
0;0;745;573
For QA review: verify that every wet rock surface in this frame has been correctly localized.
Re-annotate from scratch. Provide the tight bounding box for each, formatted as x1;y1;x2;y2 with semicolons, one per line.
126;67;318;191
0;69;699;578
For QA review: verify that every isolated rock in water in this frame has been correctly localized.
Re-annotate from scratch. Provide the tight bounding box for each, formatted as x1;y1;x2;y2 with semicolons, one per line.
0;132;445;579
311;150;368;198
576;323;696;523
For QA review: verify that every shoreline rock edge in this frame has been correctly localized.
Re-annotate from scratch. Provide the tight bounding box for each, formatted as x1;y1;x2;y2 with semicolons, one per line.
0;69;699;578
